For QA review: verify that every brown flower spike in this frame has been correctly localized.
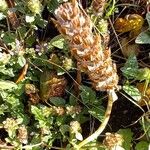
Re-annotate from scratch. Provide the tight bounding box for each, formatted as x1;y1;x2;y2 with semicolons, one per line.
54;0;118;92
92;0;106;16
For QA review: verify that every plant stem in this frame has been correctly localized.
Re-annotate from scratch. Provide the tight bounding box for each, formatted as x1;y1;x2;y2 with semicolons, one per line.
75;91;114;149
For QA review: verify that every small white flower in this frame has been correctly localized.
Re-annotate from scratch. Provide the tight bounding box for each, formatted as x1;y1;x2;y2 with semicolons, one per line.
25;15;35;23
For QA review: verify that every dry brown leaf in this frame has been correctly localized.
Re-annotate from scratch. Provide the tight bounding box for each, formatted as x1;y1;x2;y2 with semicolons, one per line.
136;82;150;106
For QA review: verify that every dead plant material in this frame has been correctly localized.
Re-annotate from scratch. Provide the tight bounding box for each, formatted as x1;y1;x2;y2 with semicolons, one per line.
40;70;67;102
53;1;118;148
136;82;150;106
17;125;28;144
25;84;40;104
54;0;118;92
103;132;124;150
91;0;106;16
5;0;20;29
120;37;140;57
114;14;144;39
16;63;29;83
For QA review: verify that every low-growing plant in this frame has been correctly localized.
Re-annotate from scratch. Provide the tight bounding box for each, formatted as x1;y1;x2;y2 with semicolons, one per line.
0;0;149;150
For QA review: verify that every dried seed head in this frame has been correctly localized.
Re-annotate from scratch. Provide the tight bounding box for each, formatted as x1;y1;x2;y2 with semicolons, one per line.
3;118;19;138
54;0;118;91
17;125;28;144
40;71;67;102
70;121;81;133
52;106;65;116
92;0;106;16
103;132;123;150
3;118;19;130
66;105;82;115
25;84;37;94
25;84;40;104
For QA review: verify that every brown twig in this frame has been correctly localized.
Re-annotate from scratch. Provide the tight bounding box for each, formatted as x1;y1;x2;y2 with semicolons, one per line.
5;0;20;29
74;66;82;97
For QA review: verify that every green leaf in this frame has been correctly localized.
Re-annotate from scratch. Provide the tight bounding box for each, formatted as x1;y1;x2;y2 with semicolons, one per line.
17;55;26;67
56;116;67;126
42;134;53;144
14;82;25;96
136;68;150;82
25;35;36;47
146;12;150;27
34;15;48;28
0;80;17;90
31;105;45;120
31;105;47;127
135;141;149;150
80;85;96;104
69;95;77;106
118;129;133;150
123;84;141;101
49;97;66;106
50;35;66;49
57;68;66;75
30;134;42;150
0;12;6;20
60;125;70;136
105;0;115;18
17;26;27;39
88;106;105;122
135;30;150;44
47;0;59;13
11;107;29;125
6;95;20;107
121;55;139;79
2;32;16;44
0;104;8;115
0;66;14;77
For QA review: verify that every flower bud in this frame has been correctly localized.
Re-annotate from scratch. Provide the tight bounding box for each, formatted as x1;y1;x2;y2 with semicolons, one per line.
62;57;73;71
